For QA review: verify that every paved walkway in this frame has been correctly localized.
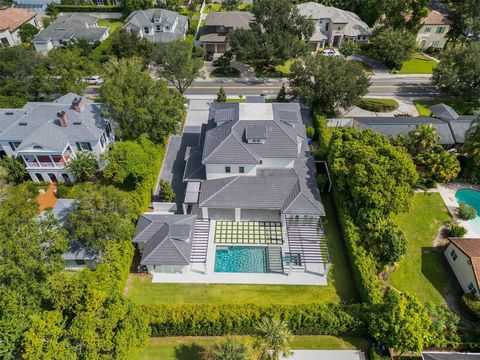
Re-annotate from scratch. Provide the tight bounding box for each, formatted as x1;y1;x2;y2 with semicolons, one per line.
37;183;58;211
348;54;389;74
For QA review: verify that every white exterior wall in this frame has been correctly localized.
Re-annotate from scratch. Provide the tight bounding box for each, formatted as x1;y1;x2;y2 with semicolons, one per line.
416;24;450;50
445;242;480;296
0;29;16;47
259;158;294;169
33;40;54;52
205;163;257;180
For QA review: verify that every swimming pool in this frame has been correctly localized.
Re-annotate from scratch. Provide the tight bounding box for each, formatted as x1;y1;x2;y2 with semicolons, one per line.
214;246;268;273
455;189;480;234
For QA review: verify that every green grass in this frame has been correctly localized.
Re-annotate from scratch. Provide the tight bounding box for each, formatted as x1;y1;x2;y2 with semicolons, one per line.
390;193;452;305
351;60;375;76
414;99;480;117
204;3;223;13
140;336;369;360
127;195;357;305
89;19;124;63
358;98;399;112
225;99;246;103
395;52;437;74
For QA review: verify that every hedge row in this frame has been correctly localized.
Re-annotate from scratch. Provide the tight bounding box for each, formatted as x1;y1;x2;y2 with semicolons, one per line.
145;303;371;337
53;5;121;12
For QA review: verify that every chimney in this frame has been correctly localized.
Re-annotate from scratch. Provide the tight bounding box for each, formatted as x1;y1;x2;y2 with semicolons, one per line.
57;111;68;127
72;97;84;112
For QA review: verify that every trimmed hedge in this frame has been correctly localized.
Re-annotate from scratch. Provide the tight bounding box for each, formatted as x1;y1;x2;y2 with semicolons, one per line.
461;294;480;320
145;303;371;337
53;5;121;12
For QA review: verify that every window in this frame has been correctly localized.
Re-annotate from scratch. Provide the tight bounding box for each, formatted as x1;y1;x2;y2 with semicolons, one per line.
0;38;8;47
325;23;329;31
239;166;245;173
225;166;231;173
144;27;150;34
165;25;170;31
337;27;341;30
436;26;445;34
450;249;458;261
432;40;440;47
105;122;112;137
468;283;477;295
100;132;107;149
424;27;431;33
8;141;21;151
75;259;86;265
76;142;92;151
156;25;161;32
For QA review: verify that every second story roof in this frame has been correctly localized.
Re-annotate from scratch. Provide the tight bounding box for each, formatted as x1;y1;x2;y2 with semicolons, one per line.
421;10;452;26
204;11;254;29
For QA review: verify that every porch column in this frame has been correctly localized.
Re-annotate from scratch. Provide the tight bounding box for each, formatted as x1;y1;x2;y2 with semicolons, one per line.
48;155;55;168
235;208;241;222
182;203;187;215
201;207;208;219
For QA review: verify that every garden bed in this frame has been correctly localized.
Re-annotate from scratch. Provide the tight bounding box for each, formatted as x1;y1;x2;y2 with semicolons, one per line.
358;98;399;112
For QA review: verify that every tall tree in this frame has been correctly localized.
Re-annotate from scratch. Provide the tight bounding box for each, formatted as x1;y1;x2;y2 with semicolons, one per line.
0;156;27;184
65;151;98;182
381;0;429;31
447;0;480;42
408;124;440;156
100;57;186;144
288;54;370;114
432;42;480;100
254;318;292;360
465;116;480;165
368;28;416;70
18;23;39;43
154;39;203;94
111;29;155;62
228;0;314;68
120;0;154;17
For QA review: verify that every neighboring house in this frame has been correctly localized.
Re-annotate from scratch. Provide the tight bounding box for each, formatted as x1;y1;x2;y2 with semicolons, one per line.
123;8;188;44
297;2;371;51
445;237;480;298
416;10;452;50
13;0;59;13
32;13;109;52
199;11;254;54
0;93;114;183
0;7;38;47
42;198;98;270
329;104;477;147
422;352;480;360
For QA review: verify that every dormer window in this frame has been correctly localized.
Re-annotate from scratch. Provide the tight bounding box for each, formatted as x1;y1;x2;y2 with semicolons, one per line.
144;27;150;34
156;25;161;32
245;124;267;144
33;145;44;149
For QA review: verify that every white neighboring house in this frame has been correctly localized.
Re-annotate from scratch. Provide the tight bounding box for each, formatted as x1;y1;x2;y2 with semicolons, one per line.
416;10;452;50
32;13;109;52
445;237;480;298
0;7;39;47
297;2;371;52
0;93;114;183
123;8;188;44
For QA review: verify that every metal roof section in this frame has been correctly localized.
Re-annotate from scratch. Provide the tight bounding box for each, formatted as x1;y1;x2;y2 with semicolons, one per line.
430;103;459;121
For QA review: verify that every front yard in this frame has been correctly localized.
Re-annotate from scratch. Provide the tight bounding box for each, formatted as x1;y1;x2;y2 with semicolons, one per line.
394;52;437;74
389;192;454;305
90;19;124;63
140;336;369;360
415;99;480;116
126;194;358;306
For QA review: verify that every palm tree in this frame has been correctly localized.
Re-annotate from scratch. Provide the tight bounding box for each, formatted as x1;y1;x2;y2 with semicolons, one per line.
254;317;292;360
65;151;98;182
408;124;440;156
465;116;480;165
204;338;250;360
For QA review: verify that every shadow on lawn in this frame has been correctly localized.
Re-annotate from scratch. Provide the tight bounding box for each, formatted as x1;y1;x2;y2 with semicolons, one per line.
174;343;205;360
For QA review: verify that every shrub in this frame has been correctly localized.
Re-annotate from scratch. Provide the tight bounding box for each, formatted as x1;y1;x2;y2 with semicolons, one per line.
0;156;27;184
461;293;480;320
159;179;175;202
211;66;241;77
66;152;98;182
216;87;227;102
339;41;359;57
458;201;477;220
358;98;399;112
306;126;315;139
192;45;205;58
447;220;467;237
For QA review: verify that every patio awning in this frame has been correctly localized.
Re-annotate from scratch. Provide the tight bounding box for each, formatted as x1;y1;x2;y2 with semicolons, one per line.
184;181;201;204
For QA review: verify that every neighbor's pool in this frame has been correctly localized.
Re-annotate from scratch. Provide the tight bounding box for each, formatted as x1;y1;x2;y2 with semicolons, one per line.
214;246;268;273
455;189;480;234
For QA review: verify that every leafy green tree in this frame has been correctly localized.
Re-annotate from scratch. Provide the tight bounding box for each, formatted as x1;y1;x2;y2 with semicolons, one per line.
111;29;155;62
339;40;359;56
19;23;39;43
432;43;480;100
408;124;439;156
254;317;292;360
381;0;428;31
65;152;98;182
288;54;370;113
154;39;203;94
0;156;27;184
216;87;227;102
425;303;460;348
465;116;480;165
159;179;175;202
369;289;431;355
447;0;480;43
415;146;460;182
223;0;241;10
228;0;314;67
157;0;184;11
205;338;251;360
100;57;186;144
276;83;287;102
120;0;154;17
368;28;416;70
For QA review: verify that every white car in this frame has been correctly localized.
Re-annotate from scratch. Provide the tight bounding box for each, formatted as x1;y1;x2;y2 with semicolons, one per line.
84;76;104;85
322;48;341;57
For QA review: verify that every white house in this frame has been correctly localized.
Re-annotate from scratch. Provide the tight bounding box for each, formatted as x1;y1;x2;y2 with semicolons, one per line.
445;237;480;298
0;7;38;47
416;10;452;50
0;93;114;183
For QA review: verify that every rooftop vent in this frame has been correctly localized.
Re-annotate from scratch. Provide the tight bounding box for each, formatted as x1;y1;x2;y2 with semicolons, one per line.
19;122;27;126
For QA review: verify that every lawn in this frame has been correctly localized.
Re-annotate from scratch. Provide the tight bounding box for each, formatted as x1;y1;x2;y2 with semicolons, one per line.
351;60;375;76
390;192;452;305
140;336;369;360
395;52;437;74
415;99;480;117
89;19;124;63
358;98;399;112
126;194;357;305
225;99;246;103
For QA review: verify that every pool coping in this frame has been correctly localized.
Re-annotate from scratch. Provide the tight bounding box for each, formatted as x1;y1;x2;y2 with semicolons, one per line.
437;182;480;237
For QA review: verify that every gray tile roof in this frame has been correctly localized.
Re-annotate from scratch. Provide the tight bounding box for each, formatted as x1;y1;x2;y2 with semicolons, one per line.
124;8;188;44
33;13;108;43
133;214;196;266
422;353;480;360
246;96;265;103
449;116;476;144
245;123;267;139
183;146;206;181
0;93;109;152
430;103;459;121
203;11;254;29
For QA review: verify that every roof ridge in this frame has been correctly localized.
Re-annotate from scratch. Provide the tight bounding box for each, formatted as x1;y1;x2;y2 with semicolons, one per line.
199;176;238;206
273;118;299;146
202;120;235;163
230;126;261;162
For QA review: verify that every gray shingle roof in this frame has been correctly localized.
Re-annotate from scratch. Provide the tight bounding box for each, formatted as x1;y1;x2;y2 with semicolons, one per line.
430;103;459;121
203;11;254;29
422;353;480;360
449;116;476;144
133;214;196;266
33;13;108;43
0;93;109;152
183;146;206;181
50;198;75;227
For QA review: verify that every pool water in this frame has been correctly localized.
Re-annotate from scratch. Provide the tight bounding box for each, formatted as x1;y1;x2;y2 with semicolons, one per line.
455;189;480;234
214;246;268;273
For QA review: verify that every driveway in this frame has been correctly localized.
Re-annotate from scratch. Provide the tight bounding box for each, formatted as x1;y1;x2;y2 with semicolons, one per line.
348;54;389;75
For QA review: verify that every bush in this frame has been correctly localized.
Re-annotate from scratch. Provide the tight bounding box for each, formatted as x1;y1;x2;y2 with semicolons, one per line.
216;87;227;102
0;156;27;184
306;126;315;139
145;303;370;336
159;179;175;202
211;66;241;77
447;220;467;237
358;98;399;112
192;45;205;58
339;41;360;57
459;201;477;220
461;293;480;320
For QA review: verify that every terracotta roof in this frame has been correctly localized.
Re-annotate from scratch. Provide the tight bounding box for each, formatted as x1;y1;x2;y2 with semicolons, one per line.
0;8;36;31
422;10;452;25
450;238;480;288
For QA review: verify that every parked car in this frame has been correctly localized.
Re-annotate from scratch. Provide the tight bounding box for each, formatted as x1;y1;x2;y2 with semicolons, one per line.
84;76;104;85
322;48;341;57
212;59;221;67
205;53;214;61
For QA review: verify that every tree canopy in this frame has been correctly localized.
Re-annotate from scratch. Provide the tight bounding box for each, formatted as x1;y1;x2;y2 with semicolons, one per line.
111;29;155;62
465;116;480;165
368;28;416;70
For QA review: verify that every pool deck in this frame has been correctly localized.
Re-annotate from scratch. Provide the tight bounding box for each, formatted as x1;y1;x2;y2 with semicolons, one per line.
437;183;480;237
